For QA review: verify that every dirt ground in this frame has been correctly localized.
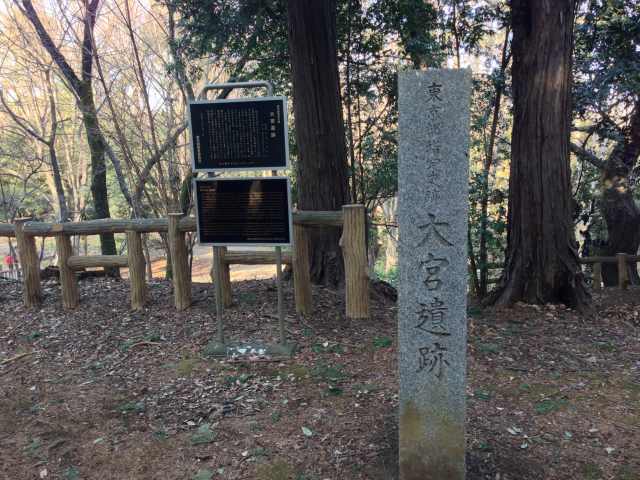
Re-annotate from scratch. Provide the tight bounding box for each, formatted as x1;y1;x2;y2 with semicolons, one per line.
141;256;276;283
0;277;638;480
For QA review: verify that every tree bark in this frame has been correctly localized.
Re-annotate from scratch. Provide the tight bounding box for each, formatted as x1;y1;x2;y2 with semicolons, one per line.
78;82;117;262
489;0;590;309
600;99;640;286
287;0;350;286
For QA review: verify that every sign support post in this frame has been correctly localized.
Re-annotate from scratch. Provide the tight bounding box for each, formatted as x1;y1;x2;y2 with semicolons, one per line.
269;244;295;357
276;246;285;344
272;168;288;352
214;247;225;345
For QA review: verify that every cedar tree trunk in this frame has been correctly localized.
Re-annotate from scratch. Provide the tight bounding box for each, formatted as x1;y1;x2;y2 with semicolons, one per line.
287;0;350;286
601;100;640;286
490;0;590;309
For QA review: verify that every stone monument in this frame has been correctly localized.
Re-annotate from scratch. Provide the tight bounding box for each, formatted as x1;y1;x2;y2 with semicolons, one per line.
398;69;472;479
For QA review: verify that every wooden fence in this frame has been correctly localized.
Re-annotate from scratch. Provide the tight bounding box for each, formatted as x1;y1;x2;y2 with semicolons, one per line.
477;255;638;291
0;267;21;281
0;205;369;318
580;253;640;290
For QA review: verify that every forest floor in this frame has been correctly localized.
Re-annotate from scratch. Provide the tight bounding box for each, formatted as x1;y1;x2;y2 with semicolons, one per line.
0;277;639;480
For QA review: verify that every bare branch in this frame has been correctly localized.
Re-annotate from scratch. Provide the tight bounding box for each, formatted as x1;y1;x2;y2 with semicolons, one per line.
18;0;82;94
0;88;48;144
132;123;187;205
80;0;100;83
104;142;134;210
570;142;605;170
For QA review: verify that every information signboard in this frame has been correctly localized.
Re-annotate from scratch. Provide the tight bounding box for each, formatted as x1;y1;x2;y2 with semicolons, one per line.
195;177;292;246
188;97;288;172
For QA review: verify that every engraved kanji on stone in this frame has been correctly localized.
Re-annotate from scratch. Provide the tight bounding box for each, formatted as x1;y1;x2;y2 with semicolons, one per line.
420;253;449;291
416;297;450;336
417;213;453;247
426;82;443;102
425;169;441;188
417;342;450;378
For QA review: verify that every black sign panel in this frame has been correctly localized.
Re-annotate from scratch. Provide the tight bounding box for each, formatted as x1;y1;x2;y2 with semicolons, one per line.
189;97;288;171
195;178;292;246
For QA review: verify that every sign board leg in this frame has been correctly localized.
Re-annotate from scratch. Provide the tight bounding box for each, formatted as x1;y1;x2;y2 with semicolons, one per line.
205;246;227;356
268;246;295;357
276;246;285;344
214;246;224;344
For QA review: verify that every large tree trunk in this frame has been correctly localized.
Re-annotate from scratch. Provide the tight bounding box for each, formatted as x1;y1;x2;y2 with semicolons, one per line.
601;100;640;286
78;83;117;261
78;3;117;261
601;191;640;286
490;0;590;309
287;0;350;286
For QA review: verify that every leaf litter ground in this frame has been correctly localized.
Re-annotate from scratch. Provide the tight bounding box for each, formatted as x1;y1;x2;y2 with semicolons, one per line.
0;277;638;479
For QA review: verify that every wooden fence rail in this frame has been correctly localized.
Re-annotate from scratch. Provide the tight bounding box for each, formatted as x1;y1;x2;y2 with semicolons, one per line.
482;255;640;291
579;255;640;264
0;267;21;281
579;253;640;290
476;256;640;291
0;207;369;318
0;211;345;238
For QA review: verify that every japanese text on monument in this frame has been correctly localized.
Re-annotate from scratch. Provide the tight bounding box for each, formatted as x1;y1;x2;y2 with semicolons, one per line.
414;81;454;379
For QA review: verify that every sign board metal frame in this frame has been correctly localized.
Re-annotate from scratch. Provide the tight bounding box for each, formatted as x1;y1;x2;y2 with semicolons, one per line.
191;81;295;359
193;176;294;248
188;96;290;173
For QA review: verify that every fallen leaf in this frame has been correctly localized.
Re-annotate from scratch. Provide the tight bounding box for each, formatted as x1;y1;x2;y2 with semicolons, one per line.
192;469;213;480
190;424;216;445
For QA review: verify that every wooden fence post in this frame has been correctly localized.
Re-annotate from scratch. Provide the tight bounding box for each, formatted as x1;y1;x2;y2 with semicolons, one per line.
293;224;312;315
168;213;191;310
341;205;369;319
592;262;602;291
127;230;146;310
211;246;232;308
55;233;79;309
15;218;42;308
617;253;629;290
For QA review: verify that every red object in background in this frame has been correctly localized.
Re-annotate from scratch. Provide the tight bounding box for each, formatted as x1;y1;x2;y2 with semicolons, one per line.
4;254;14;266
